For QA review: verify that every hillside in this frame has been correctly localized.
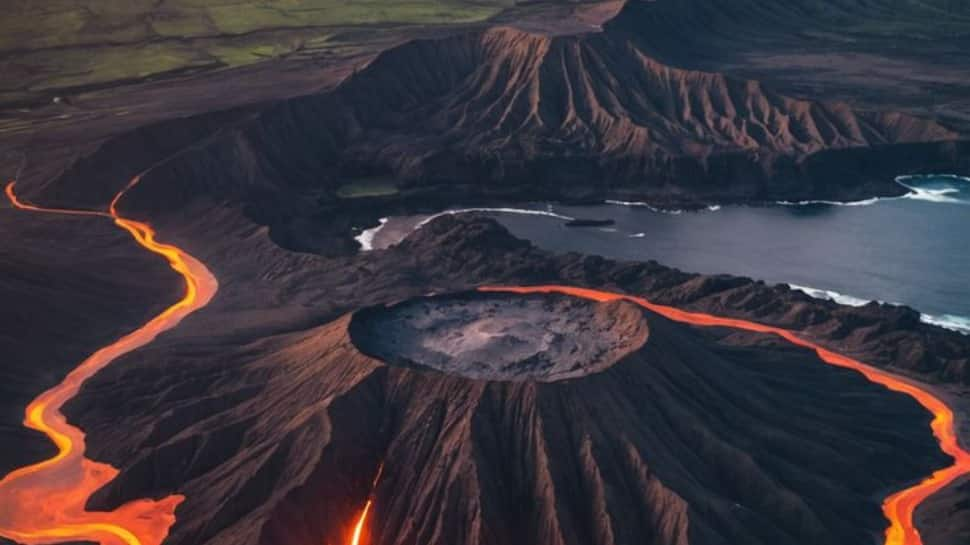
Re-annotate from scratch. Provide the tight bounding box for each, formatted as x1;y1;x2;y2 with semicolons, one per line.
609;0;970;128
0;0;513;107
30;9;968;254
65;288;947;545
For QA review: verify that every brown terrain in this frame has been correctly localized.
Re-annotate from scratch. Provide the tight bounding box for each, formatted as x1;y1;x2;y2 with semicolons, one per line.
612;0;970;131
3;1;970;544
33;212;964;545
61;252;950;545
11;1;965;259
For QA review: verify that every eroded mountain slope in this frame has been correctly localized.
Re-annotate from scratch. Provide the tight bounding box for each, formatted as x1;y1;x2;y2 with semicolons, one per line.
66;290;947;545
33;5;968;237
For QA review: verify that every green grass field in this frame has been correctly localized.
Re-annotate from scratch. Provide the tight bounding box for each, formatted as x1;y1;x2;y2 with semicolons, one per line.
0;0;510;105
336;178;400;198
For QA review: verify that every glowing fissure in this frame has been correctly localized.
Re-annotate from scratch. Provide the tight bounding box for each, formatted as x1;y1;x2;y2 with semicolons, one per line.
350;463;384;545
0;181;218;545
480;285;970;545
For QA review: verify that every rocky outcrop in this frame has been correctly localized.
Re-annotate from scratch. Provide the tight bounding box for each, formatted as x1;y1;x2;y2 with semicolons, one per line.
350;293;649;381
607;1;970;129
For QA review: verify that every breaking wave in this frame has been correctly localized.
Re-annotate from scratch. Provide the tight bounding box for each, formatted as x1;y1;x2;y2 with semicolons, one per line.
921;314;970;335
354;217;388;251
896;174;970;205
788;283;970;335
777;174;970;208
415;207;574;228
788;284;876;307
606;200;725;215
777;197;882;207
606;175;968;211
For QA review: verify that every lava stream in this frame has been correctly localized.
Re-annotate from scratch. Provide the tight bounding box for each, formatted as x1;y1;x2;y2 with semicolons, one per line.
0;181;218;545
349;463;384;545
480;285;970;545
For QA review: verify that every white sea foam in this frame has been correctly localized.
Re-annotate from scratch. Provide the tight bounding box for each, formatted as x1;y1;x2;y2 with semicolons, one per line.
788;284;970;335
629;232;646;238
787;284;877;307
774;174;970;208
415;207;575;228
776;197;882;207
896;175;968;204
920;313;970;335
605;200;684;214
355;217;388;251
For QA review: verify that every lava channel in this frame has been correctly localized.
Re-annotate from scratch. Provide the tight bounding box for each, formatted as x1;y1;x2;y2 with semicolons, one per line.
349;463;384;545
481;285;970;545
0;180;218;545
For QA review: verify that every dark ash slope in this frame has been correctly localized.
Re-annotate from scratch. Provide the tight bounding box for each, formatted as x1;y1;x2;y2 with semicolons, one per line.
67;281;947;545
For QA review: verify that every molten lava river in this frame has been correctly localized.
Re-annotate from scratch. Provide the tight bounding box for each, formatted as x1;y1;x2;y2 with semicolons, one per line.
0;180;217;545
0;178;967;545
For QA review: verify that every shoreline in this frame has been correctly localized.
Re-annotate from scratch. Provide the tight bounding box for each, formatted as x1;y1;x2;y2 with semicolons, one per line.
352;175;970;337
482;284;970;545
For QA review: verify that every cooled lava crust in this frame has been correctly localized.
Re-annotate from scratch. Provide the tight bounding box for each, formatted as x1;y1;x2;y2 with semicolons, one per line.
349;292;649;382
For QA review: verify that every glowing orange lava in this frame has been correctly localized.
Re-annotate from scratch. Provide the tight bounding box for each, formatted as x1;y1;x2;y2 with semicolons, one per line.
349;500;374;545
349;464;384;545
0;180;218;545
481;285;970;545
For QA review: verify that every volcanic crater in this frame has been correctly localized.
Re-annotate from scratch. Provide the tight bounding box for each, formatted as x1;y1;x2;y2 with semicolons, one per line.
349;292;649;382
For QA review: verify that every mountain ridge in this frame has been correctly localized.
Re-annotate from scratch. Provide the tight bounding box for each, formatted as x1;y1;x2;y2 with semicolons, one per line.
32;1;969;237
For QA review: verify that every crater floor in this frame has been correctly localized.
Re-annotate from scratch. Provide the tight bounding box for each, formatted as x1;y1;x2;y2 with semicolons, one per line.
350;292;649;381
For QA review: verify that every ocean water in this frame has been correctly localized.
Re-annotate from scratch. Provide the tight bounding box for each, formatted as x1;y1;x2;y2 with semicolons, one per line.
357;176;970;333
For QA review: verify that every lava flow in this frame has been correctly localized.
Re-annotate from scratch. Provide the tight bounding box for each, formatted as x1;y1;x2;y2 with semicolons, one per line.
349;463;384;545
0;180;218;545
481;285;970;545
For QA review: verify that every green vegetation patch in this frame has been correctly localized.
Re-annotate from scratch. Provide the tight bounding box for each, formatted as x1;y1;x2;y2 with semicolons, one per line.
336;178;401;198
0;0;510;106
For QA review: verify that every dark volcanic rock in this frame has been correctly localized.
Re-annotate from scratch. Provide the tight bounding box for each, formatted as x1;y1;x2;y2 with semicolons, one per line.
112;27;965;221
69;288;948;545
607;0;970;131
397;216;970;384
28;3;970;256
918;476;970;545
59;213;968;545
350;292;649;381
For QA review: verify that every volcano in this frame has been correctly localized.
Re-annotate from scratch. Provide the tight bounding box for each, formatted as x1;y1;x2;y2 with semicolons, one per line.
3;1;970;545
54;284;945;545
